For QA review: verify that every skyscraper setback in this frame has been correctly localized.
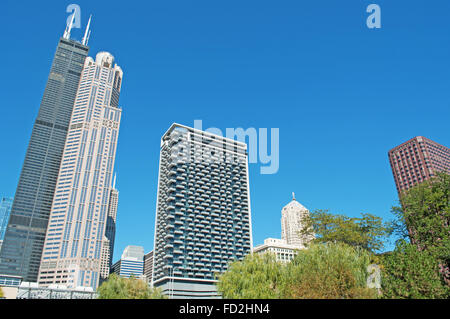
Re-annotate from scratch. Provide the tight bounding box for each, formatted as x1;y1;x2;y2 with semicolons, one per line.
37;51;123;289
0;19;90;282
152;124;252;298
388;136;450;195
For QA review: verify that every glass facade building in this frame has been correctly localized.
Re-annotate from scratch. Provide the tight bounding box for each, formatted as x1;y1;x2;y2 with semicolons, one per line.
0;37;89;282
152;123;253;298
112;246;145;278
37;52;123;289
0;197;13;241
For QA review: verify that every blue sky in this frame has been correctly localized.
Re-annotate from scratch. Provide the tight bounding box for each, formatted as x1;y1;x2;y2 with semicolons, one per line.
1;1;449;259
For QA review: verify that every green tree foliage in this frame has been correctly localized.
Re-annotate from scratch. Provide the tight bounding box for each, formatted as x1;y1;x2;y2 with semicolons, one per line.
381;240;449;299
0;287;3;298
283;243;378;299
97;274;167;299
217;243;378;299
217;253;285;299
300;210;391;253
398;172;449;261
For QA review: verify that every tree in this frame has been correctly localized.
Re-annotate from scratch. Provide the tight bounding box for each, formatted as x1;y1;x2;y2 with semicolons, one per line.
391;172;450;285
299;210;391;253
381;240;449;299
217;253;285;299
217;243;378;299
97;274;167;299
283;243;378;299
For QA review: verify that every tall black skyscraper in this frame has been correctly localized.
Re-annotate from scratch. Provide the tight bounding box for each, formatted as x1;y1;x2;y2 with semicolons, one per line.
0;16;90;282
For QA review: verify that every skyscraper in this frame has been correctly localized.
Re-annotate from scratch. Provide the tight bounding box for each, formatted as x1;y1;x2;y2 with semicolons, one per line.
152;123;252;298
112;246;145;279
0;198;13;241
0;17;90;282
37;51;123;289
0;197;13;252
143;251;154;285
100;180;118;282
281;193;312;248
388;136;450;195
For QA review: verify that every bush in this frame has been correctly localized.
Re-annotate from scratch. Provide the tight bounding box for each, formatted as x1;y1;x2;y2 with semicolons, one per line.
283;243;378;299
217;253;285;299
97;274;167;299
381;240;449;299
217;243;378;299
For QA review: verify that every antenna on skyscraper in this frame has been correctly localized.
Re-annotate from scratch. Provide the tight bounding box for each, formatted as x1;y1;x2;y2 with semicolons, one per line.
82;15;92;46
63;8;77;40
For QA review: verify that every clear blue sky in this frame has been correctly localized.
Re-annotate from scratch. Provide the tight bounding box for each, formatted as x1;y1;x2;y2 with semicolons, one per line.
1;1;449;259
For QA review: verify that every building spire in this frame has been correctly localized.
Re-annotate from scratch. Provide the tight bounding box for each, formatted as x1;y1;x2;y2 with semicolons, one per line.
63;8;77;40
292;192;296;201
82;15;92;46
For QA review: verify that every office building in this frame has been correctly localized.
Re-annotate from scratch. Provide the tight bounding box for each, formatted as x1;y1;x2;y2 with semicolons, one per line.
253;238;299;263
0;17;90;282
152;123;252;298
37;48;123;289
281;193;313;249
112;246;145;279
143;251;154;285
388;136;450;194
100;179;118;282
0;198;13;241
254;194;313;262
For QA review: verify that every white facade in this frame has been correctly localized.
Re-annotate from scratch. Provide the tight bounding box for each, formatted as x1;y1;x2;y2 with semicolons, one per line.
281;193;312;249
253;238;300;263
38;52;123;289
152;123;253;298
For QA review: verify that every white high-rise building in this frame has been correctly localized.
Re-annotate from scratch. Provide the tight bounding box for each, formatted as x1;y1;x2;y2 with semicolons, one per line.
152;123;253;298
112;246;145;279
37;52;123;289
281;193;312;248
254;194;314;262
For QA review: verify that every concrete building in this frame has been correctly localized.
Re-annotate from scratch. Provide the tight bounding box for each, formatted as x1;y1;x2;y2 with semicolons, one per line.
388;136;450;194
37;49;123;289
253;238;300;263
152;123;252;298
143;251;154;285
0;16;90;282
281;193;313;249
16;282;97;299
254;194;313;262
112;246;145;279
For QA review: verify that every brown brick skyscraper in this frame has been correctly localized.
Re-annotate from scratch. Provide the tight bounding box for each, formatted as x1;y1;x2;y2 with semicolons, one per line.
388;136;450;195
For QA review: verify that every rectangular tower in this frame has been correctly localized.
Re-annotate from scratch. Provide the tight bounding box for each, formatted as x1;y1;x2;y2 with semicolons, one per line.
99;185;118;282
388;136;450;195
152;123;252;298
143;251;154;285
112;245;145;279
0;31;89;282
37;52;123;289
